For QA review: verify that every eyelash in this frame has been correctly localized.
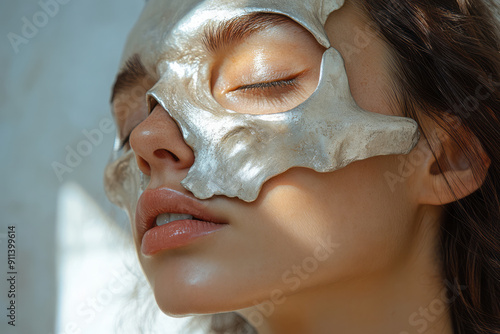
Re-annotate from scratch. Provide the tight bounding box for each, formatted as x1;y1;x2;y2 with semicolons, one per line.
119;100;158;150
236;77;298;92
119;133;131;150
119;124;140;151
233;76;306;108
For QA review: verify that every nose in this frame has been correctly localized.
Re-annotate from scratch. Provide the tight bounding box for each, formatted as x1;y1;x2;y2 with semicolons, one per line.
129;105;195;179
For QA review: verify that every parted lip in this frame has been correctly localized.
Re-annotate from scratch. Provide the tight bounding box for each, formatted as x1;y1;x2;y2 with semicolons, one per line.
135;188;227;241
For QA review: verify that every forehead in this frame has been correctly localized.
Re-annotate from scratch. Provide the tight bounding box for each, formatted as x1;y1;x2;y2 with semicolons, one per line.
121;0;343;73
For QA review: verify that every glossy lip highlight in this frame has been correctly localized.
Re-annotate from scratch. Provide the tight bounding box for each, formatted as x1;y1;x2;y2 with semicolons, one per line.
135;188;228;255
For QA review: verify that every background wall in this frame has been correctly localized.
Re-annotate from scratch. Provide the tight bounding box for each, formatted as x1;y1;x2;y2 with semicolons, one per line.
0;1;196;333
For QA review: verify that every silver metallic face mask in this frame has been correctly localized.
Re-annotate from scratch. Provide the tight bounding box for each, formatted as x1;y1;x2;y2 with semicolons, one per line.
105;0;419;207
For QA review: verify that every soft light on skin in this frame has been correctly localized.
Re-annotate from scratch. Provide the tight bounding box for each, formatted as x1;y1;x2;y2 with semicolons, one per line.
110;2;456;334
211;21;324;114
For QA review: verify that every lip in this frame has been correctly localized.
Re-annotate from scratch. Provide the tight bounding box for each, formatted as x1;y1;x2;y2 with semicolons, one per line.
136;188;228;255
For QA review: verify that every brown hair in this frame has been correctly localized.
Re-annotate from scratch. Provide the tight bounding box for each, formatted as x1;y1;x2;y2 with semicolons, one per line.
359;0;500;332
205;0;500;333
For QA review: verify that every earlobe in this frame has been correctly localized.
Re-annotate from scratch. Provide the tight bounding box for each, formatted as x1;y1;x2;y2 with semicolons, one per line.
416;122;491;206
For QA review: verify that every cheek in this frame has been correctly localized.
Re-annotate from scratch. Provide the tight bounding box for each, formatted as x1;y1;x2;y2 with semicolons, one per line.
257;156;415;281
342;52;395;116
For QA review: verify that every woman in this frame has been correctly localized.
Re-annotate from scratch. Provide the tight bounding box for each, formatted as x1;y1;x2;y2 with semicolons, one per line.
105;0;500;333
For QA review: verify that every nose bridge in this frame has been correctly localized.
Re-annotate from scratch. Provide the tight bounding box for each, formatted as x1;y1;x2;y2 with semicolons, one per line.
129;105;195;176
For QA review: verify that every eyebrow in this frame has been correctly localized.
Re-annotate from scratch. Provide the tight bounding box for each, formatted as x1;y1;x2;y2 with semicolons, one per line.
110;13;293;102
202;13;293;53
110;54;147;103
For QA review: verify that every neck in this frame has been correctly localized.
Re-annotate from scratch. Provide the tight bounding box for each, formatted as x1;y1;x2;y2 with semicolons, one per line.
238;208;456;334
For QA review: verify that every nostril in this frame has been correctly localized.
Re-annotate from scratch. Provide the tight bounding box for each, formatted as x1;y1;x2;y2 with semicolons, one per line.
154;149;180;162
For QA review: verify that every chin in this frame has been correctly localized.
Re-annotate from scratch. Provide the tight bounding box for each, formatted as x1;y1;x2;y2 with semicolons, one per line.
152;282;249;316
145;261;245;316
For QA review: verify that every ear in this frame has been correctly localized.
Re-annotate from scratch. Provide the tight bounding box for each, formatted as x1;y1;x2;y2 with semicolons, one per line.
416;119;491;205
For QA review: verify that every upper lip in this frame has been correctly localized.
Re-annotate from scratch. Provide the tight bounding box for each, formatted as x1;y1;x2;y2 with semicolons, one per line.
135;188;226;240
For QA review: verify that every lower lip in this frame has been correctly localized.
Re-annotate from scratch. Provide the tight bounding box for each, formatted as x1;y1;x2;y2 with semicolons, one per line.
141;220;227;255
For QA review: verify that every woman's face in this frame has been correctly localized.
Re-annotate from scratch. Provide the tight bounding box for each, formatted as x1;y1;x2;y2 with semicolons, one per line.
115;2;421;316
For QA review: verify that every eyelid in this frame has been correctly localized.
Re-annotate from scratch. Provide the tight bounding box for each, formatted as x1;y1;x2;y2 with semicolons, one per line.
119;98;162;150
235;77;298;91
119;131;130;150
119;127;133;150
231;70;307;92
120;119;146;150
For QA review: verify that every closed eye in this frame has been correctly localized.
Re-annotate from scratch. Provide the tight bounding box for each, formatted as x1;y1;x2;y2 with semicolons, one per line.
222;71;311;110
235;77;298;92
119;99;159;151
119;123;140;151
